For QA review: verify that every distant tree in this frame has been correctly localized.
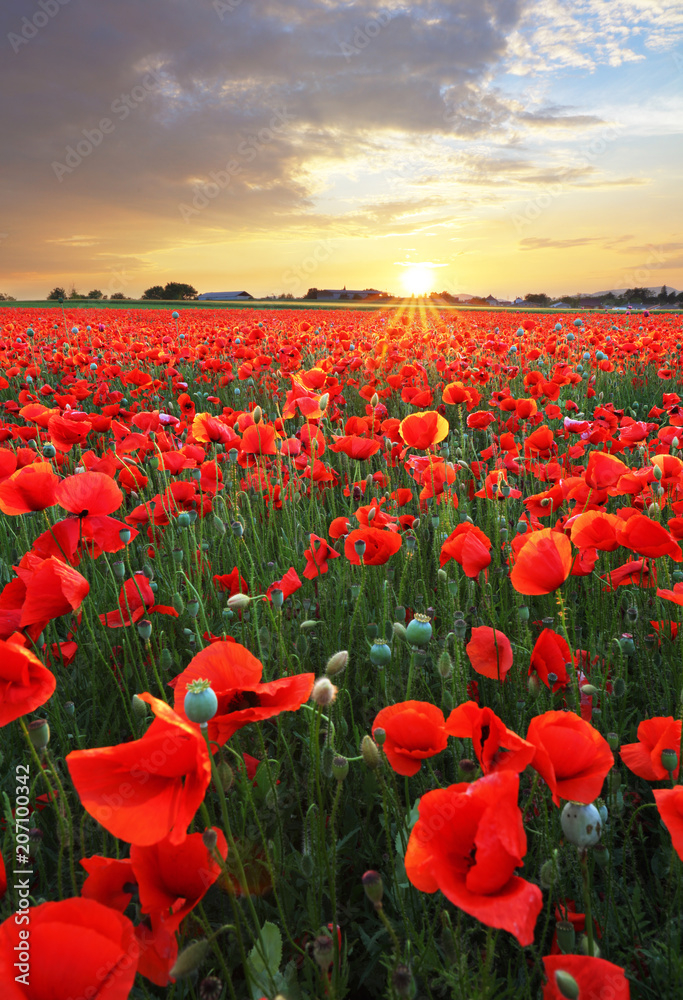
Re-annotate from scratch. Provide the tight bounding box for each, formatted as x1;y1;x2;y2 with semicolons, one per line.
68;285;87;300
304;288;318;300
603;292;616;302
47;287;66;300
87;289;104;300
657;285;669;302
624;287;653;303
142;285;166;300
277;292;295;300
163;282;197;300
110;292;129;300
0;293;16;301
524;293;551;305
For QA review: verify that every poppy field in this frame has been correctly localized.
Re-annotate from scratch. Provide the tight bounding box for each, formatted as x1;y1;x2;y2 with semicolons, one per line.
2;304;683;1000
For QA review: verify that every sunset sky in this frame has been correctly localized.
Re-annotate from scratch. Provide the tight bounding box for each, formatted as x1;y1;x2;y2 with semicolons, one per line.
1;0;682;301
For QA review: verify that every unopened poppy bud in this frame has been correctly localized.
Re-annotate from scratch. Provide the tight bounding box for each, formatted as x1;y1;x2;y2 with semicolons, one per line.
540;852;559;889
374;727;386;746
528;674;540;698
361;735;380;769
137;619;152;641
252;405;262;424
371;392;379;407
613;677;626;698
437;650;453;679
227;593;251;611
392;964;416;998
555;920;575;954
653;463;663;480
579;935;601;958
319;392;329;412
362;870;383;907
393;622;407;640
332;755;349;780
170;940;210;979
300;619;318;632
202;828;218;851
312;935;334;970
661;748;678;774
580;684;599;697
326;650;348;677
367;506;376;522
554;969;580;999
437;568;448;583
311;677;337;706
606;732;619;751
216;762;234;791
132;694;148;719
28;719;49;750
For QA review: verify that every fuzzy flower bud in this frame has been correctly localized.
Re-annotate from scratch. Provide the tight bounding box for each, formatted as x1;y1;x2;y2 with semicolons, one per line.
311;677;337;707
325;650;349;677
361;735;380;769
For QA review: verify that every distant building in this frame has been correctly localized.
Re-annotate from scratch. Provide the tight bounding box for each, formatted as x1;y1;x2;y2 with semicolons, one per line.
514;297;525;305
484;294;499;305
577;297;603;309
551;301;569;308
306;287;388;301
197;291;254;301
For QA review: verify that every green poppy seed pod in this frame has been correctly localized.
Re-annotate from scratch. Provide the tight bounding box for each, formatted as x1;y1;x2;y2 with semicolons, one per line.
374;727;386;747
119;528;132;544
555;920;576;954
172;548;184;564
186;600;200;618
516;521;528;534
518;604;530;620
28;719;49;751
405;534;417;553
43;443;56;458
499;527;508;541
202;828;218;852
325;650;348;677
370;640;392;666
560;801;602;848
362;870;384;907
593;844;610;868
112;559;126;580
354;538;366;559
132;694;148;719
177;511;191;528
64;701;75;716
437;646;454;678
184;679;218;724
170;940;210;980
405;613;432;646
332;755;349;781
553;970;580;1000
661;748;678;774
270;587;284;609
361;735;380;770
606;732;619;752
137;619;152;641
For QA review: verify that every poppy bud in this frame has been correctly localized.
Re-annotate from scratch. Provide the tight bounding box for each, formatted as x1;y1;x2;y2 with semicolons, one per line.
300;620;318;632
319;392;329;412
311;677;337;707
217;762;234;791
313;935;334;970
252;406;262;424
553;970;580;999
437;650;453;679
184;679;218;724
170;940;210;979
653;463;663;480
560;801;602;848
132;694;148;719
137;619;152;641
28;719;50;751
393;622;407;640
579;935;601;958
606;732;619;751
227;593;251;611
172;592;185;614
371;393;379;407
555;920;575;954
326;650;348;676
361;735;380;769
392;964;416;998
540;851;559;889
202;828;218;851
186;600;200;618
661;748;678;775
613;677;626;698
362;870;383;907
528;674;540;698
332;755;349;781
580;684;599;697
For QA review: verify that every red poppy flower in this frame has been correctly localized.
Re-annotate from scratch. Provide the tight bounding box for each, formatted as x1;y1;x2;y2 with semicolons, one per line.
266;566;302;602
303;534;341;578
405;771;542;946
372;701;448;776
584;451;630;489
191;412;235;445
529;629;572;693
48;412;92;452
446;702;535;775
171;640;315;746
656;580;683;605
542;955;629;1000
16;555;90;631
213;566;249;596
653;785;683;861
616;514;682;562
399;411;449;450
510;529;573;595
466;627;513;682
0;635;56;727
66;693;211;846
80;855;136;912
439;523;492;578
0;463;59;515
569;510;620;552
99;574;179;628
329;516;351;539
601;558;657;590
55;471;123;516
0;897;138;1000
329;435;381;460
0;849;5;900
344;526;402;566
241;422;277;455
620;716;681;781
526;711;613;807
131;827;228;933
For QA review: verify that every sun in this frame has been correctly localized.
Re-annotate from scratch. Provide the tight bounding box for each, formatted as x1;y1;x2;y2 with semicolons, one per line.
401;264;434;297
